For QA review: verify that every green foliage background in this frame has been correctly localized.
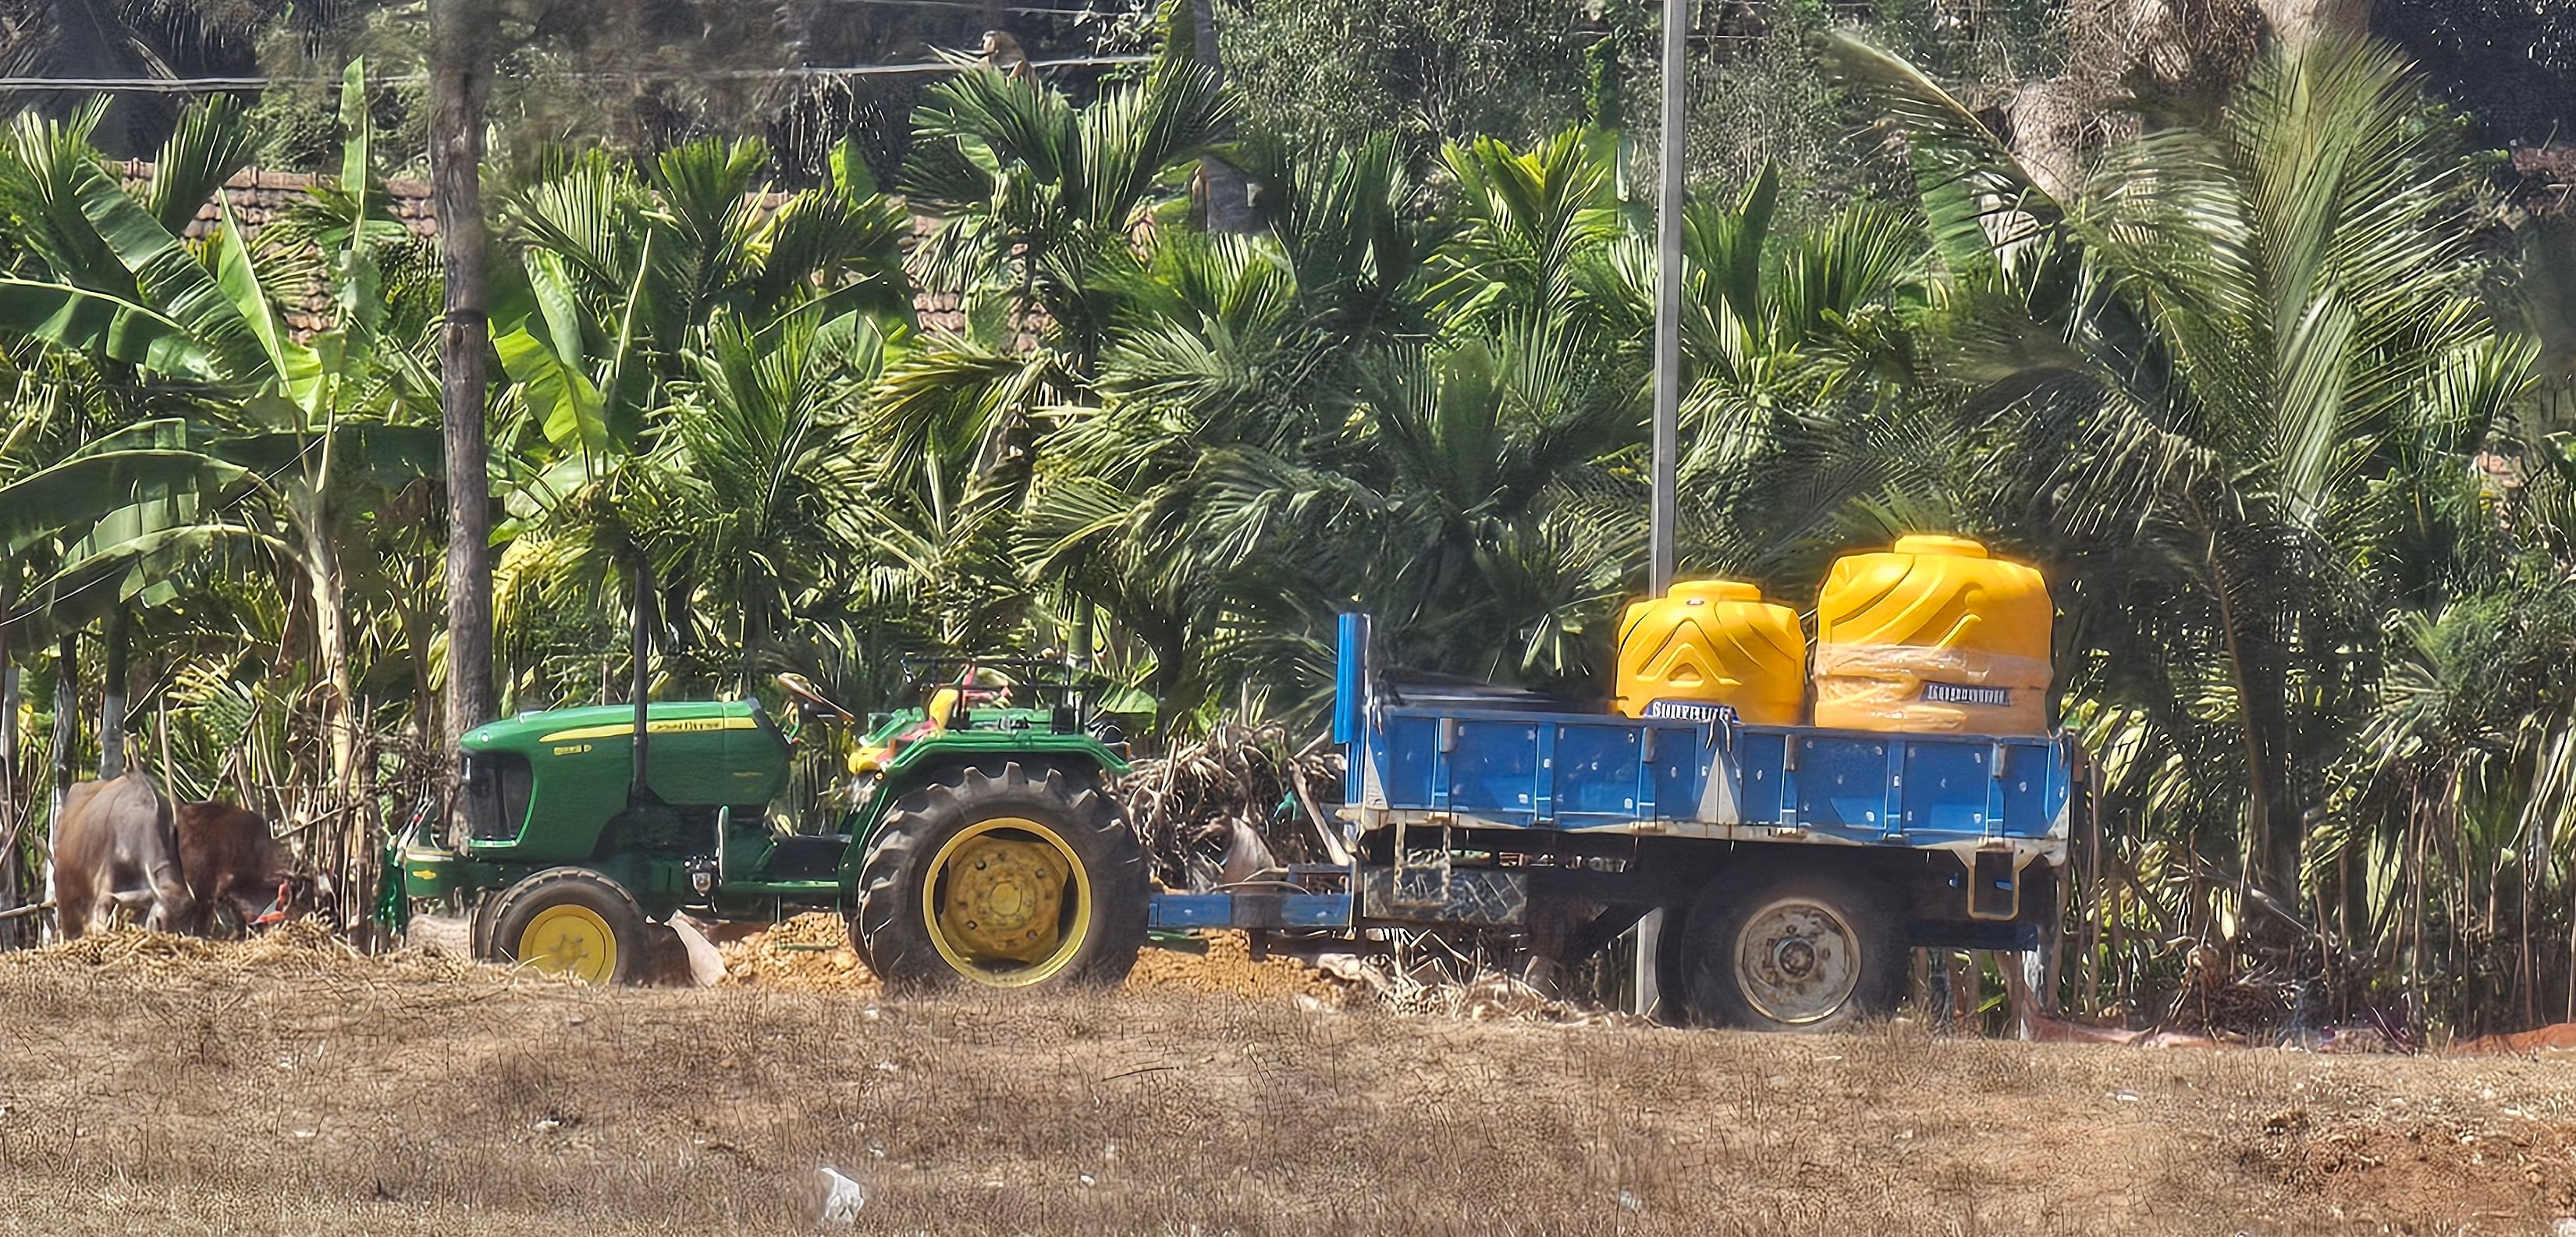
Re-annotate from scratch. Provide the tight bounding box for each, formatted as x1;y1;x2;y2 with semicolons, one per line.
3;0;2576;1035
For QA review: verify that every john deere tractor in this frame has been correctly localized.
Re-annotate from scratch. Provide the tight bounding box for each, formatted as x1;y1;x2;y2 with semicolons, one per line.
388;662;1148;989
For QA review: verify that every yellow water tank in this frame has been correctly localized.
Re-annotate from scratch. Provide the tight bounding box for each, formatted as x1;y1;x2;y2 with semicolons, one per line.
1614;579;1807;725
1811;534;2052;734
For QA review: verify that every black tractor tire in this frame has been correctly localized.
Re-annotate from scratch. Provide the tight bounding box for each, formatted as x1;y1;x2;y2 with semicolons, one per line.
841;908;874;972
1677;857;1906;1032
855;762;1147;990
469;891;503;962
486;867;655;986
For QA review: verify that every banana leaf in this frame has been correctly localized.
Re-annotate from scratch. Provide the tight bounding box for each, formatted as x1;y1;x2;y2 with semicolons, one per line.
0;449;240;556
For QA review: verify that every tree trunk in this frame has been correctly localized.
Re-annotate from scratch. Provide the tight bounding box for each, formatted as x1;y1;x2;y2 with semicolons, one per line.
45;631;75;935
0;603;15;947
1185;0;1252;233
48;632;76;816
2203;528;2302;903
97;608;128;778
304;515;361;796
2258;0;2372;43
631;552;656;804
434;0;499;769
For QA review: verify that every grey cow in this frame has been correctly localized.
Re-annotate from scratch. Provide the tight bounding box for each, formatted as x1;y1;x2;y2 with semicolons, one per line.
51;771;196;940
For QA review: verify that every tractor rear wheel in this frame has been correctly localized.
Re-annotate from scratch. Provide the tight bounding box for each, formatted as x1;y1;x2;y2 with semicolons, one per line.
855;762;1146;990
1677;858;1904;1032
487;868;654;986
841;908;873;972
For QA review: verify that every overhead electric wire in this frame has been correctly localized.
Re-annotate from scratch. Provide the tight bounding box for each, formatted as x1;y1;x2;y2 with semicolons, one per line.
819;0;1146;17
0;54;1153;94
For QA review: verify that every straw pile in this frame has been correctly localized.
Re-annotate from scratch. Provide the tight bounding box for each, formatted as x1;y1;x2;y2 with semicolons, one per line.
8;917;1634;1029
1117;724;1345;890
0;919;503;984
1313;931;1654;1028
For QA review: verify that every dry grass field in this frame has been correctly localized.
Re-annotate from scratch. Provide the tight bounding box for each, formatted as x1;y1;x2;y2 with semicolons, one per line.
1;933;2571;1236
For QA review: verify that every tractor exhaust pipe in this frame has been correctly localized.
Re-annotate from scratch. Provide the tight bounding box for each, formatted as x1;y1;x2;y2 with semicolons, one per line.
631;552;656;804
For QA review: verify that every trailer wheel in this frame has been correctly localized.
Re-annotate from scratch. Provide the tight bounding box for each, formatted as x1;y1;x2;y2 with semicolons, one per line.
487;868;654;986
855;762;1146;990
1679;860;1903;1032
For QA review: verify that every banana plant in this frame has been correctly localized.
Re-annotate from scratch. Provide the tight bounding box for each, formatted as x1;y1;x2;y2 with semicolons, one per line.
0;62;442;791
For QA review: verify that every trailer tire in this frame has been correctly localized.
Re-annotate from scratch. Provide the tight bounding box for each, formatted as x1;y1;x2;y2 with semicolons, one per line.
855;762;1146;990
1678;858;1904;1032
487;868;654;986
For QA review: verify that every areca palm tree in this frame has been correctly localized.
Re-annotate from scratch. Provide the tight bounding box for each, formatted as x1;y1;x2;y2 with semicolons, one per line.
2337;574;2576;1027
901;52;1228;372
1348;325;1643;681
1430;130;1621;334
1022;126;1635;723
876;46;1227;533
645;309;885;690
1578;162;1938;585
489;135;911;705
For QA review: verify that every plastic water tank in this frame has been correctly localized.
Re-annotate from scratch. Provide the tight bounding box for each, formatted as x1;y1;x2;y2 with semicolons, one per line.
1614;579;1806;725
1811;535;2052;734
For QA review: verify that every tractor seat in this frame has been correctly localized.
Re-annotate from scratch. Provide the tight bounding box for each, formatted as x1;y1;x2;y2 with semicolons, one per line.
763;834;851;881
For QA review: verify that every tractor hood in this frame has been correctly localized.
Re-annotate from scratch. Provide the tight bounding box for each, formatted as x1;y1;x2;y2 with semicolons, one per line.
462;698;772;755
457;698;793;858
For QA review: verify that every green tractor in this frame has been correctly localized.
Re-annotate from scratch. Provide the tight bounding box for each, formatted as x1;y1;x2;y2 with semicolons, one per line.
386;662;1150;989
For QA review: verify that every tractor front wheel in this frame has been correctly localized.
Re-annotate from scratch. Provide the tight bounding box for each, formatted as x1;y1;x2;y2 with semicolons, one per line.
855;762;1146;990
469;890;503;961
486;868;654;986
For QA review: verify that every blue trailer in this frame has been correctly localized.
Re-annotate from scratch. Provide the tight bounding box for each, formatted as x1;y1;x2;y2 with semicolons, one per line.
1148;613;2081;1029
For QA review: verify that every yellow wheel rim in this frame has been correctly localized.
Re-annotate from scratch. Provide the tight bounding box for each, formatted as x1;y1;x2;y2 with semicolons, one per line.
517;904;618;984
922;817;1091;987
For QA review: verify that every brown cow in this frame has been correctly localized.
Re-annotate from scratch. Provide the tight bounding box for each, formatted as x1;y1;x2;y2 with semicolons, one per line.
176;801;334;937
51;771;196;940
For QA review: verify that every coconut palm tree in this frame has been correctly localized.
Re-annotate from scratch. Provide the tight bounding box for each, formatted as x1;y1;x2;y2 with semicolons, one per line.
1828;32;2538;918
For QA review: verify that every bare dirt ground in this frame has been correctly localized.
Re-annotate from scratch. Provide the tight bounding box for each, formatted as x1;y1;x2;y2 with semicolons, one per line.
2;930;2573;1237
708;913;1335;1004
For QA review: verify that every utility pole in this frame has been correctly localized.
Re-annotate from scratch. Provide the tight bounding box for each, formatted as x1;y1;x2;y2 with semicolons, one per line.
1635;0;1691;1020
434;0;498;770
1647;0;1687;598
